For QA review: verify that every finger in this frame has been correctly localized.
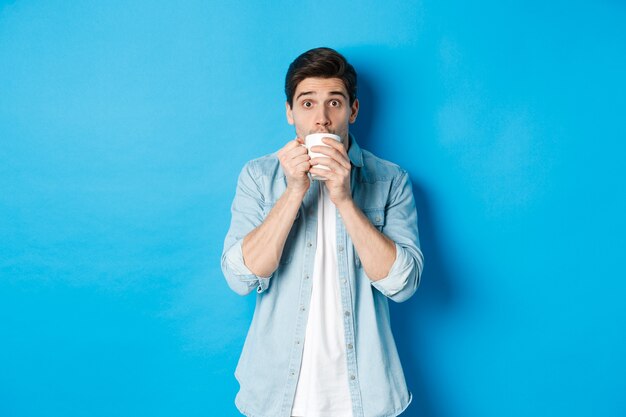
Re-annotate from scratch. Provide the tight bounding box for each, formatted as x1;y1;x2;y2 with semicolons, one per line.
311;157;349;174
309;167;329;179
309;167;333;181
289;153;311;168
287;144;310;157
279;145;308;169
322;137;348;154
283;138;303;151
310;161;348;181
311;142;345;157
310;147;351;170
294;159;312;173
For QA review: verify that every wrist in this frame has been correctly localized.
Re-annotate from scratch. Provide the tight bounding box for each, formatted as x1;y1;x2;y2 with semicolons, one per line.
335;196;355;212
285;185;308;201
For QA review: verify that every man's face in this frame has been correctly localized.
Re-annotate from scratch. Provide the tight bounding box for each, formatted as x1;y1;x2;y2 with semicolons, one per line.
286;77;359;149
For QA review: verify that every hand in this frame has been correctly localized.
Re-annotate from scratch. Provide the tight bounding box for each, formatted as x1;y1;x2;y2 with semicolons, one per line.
277;137;311;195
309;137;352;206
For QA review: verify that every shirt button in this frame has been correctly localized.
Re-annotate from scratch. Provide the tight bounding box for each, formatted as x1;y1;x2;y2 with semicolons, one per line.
300;306;306;312
344;311;351;317
291;371;295;376
375;216;382;223
305;275;310;280
341;278;347;284
338;245;344;252
347;343;353;349
296;340;300;345
350;375;356;380
307;241;312;247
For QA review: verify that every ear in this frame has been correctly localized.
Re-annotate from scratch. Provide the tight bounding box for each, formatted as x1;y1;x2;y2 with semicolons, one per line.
286;102;294;125
349;99;359;124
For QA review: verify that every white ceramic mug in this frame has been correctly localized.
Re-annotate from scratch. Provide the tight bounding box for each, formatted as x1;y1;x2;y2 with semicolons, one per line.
304;133;342;180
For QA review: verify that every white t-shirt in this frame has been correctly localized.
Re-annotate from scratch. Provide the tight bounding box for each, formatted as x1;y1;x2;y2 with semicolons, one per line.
291;183;353;417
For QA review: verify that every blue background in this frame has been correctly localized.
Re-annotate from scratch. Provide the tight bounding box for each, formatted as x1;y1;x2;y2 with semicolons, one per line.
1;1;625;416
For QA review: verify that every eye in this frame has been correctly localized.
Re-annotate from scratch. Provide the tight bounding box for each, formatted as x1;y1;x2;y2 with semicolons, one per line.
329;99;341;107
302;101;313;108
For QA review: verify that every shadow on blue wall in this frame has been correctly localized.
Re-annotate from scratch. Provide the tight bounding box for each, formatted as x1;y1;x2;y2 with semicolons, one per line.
353;72;455;417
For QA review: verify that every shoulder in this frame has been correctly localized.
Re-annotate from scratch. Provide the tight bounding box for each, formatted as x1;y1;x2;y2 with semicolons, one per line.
351;148;412;210
359;149;408;183
237;152;287;202
240;151;284;181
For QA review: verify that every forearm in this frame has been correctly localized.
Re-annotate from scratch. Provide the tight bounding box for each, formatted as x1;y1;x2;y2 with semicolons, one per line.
336;199;396;281
242;188;306;277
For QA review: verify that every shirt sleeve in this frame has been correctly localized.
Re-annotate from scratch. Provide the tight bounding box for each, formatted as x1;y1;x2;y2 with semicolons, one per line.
221;161;273;296
370;171;424;302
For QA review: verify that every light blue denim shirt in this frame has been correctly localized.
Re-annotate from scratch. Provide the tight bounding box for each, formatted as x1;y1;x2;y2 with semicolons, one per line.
221;134;424;417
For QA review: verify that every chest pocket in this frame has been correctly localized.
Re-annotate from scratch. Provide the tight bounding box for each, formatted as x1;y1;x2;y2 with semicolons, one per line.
355;207;386;268
262;202;300;265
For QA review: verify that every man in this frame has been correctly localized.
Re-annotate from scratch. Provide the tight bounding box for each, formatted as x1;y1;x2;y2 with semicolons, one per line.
221;47;424;417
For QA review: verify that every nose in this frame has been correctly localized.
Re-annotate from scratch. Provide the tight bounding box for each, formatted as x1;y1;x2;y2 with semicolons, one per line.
315;107;330;129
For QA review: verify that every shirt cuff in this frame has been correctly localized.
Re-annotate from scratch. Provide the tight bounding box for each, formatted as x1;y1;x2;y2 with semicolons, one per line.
370;242;421;297
224;239;272;293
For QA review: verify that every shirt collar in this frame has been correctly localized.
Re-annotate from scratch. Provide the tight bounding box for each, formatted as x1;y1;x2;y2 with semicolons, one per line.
347;133;364;167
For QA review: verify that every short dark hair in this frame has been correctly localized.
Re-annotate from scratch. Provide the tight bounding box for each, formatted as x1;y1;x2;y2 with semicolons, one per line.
285;47;357;108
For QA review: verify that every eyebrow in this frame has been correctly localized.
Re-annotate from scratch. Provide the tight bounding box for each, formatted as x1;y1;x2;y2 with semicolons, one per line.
296;90;348;100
